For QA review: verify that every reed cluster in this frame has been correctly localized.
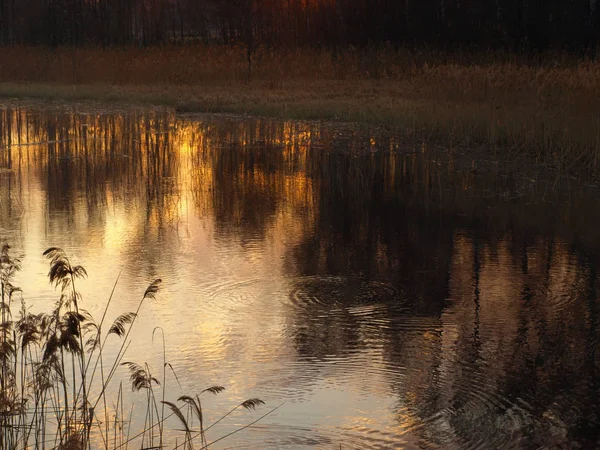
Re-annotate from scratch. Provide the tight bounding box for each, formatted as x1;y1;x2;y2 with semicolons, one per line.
0;243;268;449
1;45;599;86
0;45;598;172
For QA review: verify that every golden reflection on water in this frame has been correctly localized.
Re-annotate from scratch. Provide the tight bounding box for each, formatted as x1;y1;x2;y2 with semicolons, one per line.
0;103;599;448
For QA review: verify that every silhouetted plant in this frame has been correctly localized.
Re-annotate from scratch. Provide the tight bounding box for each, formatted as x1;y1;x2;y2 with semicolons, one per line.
0;244;271;449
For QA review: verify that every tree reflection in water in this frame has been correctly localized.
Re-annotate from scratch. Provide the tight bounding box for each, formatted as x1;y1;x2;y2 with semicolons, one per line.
0;103;597;448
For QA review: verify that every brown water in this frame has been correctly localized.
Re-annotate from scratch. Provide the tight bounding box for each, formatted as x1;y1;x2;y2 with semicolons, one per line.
1;102;599;449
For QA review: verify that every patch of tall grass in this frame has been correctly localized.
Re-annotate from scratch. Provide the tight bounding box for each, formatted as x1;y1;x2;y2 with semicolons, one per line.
0;45;598;172
0;243;270;449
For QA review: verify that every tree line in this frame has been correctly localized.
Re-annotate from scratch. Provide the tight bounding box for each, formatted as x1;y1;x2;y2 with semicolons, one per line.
0;0;598;55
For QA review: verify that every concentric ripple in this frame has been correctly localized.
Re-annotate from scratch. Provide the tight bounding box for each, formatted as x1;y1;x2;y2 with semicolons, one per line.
288;275;404;309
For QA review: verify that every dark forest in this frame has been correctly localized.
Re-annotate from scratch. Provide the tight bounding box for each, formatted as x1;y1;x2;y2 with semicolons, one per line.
0;0;598;54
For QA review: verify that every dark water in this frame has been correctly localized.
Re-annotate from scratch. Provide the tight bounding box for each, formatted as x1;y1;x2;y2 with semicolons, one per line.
0;102;599;449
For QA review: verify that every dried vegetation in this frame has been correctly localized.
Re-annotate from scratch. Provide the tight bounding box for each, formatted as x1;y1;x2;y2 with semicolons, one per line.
0;45;598;172
0;243;269;449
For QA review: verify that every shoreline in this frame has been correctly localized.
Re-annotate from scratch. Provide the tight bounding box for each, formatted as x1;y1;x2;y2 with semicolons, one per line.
0;72;598;174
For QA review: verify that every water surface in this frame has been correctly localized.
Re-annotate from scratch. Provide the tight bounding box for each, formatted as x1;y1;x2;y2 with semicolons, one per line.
0;102;599;449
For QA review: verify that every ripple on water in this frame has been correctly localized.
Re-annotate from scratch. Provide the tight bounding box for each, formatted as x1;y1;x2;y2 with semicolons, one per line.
282;276;543;449
200;274;406;322
183;273;543;449
203;277;275;310
394;357;538;449
288;275;404;309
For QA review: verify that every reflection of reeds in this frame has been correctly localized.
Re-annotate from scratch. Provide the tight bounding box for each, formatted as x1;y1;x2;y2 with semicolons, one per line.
0;46;599;172
0;244;267;449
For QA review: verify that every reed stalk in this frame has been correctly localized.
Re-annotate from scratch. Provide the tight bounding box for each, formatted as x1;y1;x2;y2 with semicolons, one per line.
0;244;268;449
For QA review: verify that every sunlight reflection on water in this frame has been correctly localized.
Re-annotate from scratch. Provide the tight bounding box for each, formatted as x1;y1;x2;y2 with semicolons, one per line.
0;102;599;449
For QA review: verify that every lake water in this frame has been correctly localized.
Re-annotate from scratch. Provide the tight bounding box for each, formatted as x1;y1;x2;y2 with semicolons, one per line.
0;102;599;449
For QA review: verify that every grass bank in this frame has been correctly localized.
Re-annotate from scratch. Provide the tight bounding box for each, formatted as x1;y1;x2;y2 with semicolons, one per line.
0;46;599;172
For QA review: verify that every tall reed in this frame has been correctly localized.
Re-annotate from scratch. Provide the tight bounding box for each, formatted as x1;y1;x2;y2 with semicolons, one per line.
0;46;598;172
0;244;272;449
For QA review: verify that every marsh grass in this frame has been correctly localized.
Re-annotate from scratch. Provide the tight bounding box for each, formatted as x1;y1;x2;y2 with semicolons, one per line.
0;244;270;449
0;45;599;172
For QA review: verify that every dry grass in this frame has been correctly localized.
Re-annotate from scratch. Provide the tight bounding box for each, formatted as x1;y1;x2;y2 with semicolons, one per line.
0;244;269;449
0;45;599;172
